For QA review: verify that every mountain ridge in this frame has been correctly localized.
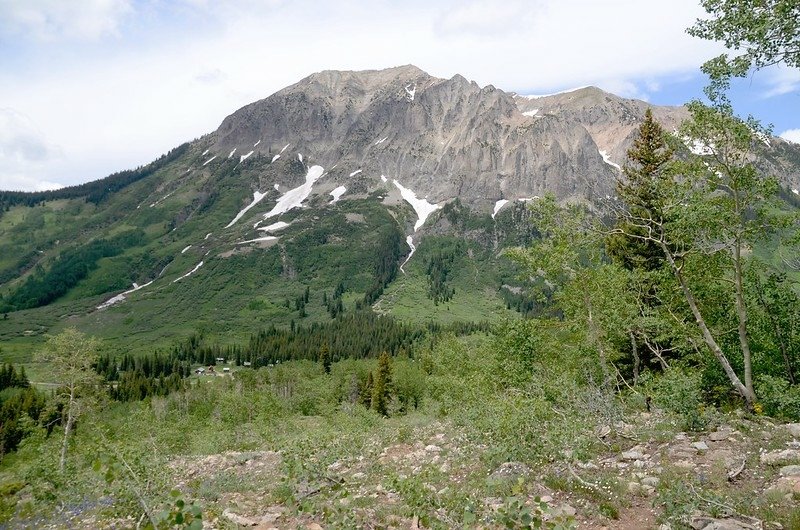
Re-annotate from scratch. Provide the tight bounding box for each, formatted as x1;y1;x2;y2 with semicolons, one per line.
1;65;799;356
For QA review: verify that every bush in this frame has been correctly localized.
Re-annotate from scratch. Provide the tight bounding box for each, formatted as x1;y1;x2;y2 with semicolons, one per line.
756;375;800;420
645;368;710;431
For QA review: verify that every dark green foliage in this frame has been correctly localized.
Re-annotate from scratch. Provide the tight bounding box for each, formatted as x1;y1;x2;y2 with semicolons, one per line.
1;229;146;312
244;312;423;366
319;342;331;374
371;352;392;416
110;371;186;402
0;144;189;209
0;364;29;391
0;366;45;457
362;225;405;306
425;245;460;305
605;108;673;272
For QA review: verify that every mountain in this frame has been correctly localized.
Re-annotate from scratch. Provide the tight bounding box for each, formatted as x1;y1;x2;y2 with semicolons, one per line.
1;65;798;357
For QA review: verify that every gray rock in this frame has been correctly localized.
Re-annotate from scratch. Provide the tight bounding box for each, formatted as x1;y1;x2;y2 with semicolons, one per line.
690;515;760;529
779;464;800;476
760;449;800;466
621;450;646;461
692;441;709;451
641;476;660;487
222;509;257;527
785;423;800;438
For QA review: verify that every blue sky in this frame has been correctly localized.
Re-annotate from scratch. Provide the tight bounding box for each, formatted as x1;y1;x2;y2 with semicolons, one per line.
1;0;798;191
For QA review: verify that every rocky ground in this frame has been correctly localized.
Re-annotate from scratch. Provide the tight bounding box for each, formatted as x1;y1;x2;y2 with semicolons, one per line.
28;411;800;529
152;413;800;529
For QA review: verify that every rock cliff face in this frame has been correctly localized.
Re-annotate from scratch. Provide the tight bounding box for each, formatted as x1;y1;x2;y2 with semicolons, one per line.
209;67;666;210
208;65;800;213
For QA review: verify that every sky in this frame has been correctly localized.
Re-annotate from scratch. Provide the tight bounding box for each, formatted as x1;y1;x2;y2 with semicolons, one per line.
1;0;798;192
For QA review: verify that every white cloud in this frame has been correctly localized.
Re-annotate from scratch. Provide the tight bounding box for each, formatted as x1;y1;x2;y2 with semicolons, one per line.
780;129;800;144
760;66;800;98
0;108;65;191
0;0;132;41
0;0;731;187
0;173;63;192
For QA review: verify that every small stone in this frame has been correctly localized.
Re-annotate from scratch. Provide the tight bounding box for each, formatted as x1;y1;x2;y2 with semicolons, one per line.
306;524;324;530
692;441;709;451
642;485;656;496
785;423;800;438
223;509;257;527
628;481;642;494
425;444;441;453
641;476;660;487
552;504;577;517
621;450;646;461
760;449;800;466
439;463;450;473
779;464;800;476
768;476;800;495
708;431;729;442
351;472;366;480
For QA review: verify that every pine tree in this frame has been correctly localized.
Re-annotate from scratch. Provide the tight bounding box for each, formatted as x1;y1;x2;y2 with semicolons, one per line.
606;108;674;271
360;372;373;408
371;352;392;416
319;342;331;374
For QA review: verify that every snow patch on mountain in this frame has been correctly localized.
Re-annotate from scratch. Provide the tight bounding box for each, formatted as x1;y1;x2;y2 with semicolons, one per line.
330;186;346;203
271;154;280;163
239;150;254;163
225;191;268;228
238;235;278;245
392;179;441;231
173;262;204;283
257;221;290;232
149;190;175;208
298;153;303;162
97;280;154;310
253;139;261;147
375;137;388;145
349;169;362;177
203;156;217;166
492;199;509;219
400;235;416;274
522;109;539;117
202;149;210;156
380;175;388;183
181;245;192;254
405;84;416;102
599;150;621;170
262;165;325;220
205;232;212;240
280;143;290;154
228;148;237;159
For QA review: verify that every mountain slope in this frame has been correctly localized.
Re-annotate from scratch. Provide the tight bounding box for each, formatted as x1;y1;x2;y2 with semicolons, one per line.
1;65;798;359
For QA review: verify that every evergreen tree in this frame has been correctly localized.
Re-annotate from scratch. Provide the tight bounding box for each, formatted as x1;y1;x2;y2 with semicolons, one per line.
606;108;674;271
371;352;392;416
319;342;331;374
360;372;373;408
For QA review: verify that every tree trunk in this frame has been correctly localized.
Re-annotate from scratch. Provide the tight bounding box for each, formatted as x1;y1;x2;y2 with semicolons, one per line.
733;242;754;398
60;385;75;473
585;295;612;389
661;243;756;407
